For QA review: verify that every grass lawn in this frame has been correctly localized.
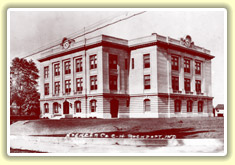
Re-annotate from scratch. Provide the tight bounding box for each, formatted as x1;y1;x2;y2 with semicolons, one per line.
10;117;224;139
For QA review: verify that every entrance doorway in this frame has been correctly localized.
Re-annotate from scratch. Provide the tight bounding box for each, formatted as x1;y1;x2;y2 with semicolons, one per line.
110;99;119;118
63;100;69;114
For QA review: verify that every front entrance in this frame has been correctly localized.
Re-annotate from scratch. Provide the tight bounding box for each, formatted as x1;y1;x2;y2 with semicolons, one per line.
110;99;119;118
63;100;69;114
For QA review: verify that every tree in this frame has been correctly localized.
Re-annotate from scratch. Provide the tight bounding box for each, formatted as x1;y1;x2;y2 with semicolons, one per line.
10;57;40;116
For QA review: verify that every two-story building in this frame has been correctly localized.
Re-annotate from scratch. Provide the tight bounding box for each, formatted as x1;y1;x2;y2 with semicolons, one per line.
37;33;214;119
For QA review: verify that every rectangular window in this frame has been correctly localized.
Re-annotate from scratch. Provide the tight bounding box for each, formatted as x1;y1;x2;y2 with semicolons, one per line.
196;80;201;93
44;103;49;113
144;75;151;89
171;56;179;71
125;59;128;70
184;59;190;73
44;83;49;95
172;76;179;91
54;63;60;76
109;54;118;69
76;78;83;92
64;61;71;74
187;100;193;112
76;58;83;72
174;100;181;112
75;101;81;113
144;99;151;112
184;78;191;92
198;101;203;113
109;75;118;90
132;58;134;69
143;54;150;68
53;103;59;113
90;75;97;90
90;55;97;69
65;80;71;94
54;81;60;95
90;100;97;113
44;66;49;78
195;61;201;75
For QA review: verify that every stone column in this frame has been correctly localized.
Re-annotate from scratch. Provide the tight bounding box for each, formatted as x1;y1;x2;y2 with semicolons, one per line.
201;61;205;95
49;102;53;114
70;58;74;95
179;57;184;93
167;54;172;93
60;60;63;96
118;62;120;93
39;65;44;99
40;102;44;115
49;63;53;97
191;59;195;94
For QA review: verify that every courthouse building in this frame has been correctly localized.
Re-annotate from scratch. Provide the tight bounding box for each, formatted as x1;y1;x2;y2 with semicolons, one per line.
37;33;214;118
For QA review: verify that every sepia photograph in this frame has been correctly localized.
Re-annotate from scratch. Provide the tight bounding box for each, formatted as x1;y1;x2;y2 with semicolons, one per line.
7;8;227;156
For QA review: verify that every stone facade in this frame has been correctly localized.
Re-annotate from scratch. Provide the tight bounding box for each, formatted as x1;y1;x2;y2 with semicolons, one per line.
37;33;214;119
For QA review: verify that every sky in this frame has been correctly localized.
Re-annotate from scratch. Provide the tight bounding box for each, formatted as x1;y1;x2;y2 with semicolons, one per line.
9;9;226;106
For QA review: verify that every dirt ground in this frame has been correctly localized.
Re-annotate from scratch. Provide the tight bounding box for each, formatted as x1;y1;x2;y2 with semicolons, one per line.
10;117;224;139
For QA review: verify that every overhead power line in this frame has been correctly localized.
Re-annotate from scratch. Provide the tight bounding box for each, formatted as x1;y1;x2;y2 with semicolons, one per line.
22;11;146;59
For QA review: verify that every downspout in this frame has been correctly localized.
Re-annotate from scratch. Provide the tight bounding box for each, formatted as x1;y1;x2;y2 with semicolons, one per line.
84;27;88;118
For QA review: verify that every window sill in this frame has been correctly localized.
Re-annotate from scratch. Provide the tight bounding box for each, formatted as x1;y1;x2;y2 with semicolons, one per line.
144;88;151;90
143;67;150;69
185;91;193;94
74;91;82;94
196;92;204;95
173;90;182;94
63;93;71;95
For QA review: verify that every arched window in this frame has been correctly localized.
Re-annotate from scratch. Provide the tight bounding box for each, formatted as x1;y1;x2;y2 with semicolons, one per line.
187;100;193;112
174;100;181;112
44;103;49;113
198;101;203;113
144;99;150;112
53;102;59;113
75;101;81;113
90;100;97;113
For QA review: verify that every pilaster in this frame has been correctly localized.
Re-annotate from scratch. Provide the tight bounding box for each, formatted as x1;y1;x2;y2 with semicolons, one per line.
179;57;184;93
71;58;74;94
59;60;63;96
191;59;196;94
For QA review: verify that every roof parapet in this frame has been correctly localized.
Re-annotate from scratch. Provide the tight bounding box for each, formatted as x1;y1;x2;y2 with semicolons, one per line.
129;33;211;55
